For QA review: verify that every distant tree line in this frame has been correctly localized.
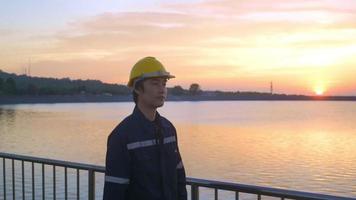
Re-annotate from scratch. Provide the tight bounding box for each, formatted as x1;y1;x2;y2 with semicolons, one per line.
0;70;204;96
0;70;131;95
2;70;355;101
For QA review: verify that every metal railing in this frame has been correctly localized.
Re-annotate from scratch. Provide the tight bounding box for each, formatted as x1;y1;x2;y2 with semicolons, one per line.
0;152;355;200
1;152;104;200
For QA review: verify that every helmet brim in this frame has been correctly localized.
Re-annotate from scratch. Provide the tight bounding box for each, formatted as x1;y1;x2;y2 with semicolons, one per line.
128;73;175;88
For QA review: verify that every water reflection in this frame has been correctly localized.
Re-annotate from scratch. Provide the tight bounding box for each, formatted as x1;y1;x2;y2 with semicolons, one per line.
177;123;355;195
0;107;16;127
0;101;355;197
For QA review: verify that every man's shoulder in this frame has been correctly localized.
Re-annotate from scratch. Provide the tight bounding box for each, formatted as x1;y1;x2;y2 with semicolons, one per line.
159;115;175;129
108;115;136;140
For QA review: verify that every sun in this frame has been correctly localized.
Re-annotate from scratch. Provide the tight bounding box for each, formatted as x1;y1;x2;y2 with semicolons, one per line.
314;86;325;96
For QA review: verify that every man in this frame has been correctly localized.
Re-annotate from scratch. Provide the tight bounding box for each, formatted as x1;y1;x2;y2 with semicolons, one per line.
103;57;188;200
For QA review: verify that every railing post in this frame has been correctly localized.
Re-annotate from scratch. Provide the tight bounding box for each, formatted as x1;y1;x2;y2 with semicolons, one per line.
12;159;15;200
191;184;199;200
3;158;6;200
88;169;95;200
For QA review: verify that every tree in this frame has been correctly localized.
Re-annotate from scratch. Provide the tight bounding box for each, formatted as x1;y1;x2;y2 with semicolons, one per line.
189;83;202;95
170;85;185;96
27;83;39;95
4;77;17;94
77;85;87;93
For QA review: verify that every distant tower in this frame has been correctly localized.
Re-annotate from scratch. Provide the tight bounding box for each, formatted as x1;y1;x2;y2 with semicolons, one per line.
270;81;273;94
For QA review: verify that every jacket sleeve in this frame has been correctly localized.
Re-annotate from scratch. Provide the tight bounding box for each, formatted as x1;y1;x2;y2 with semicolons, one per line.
173;127;188;200
103;129;131;200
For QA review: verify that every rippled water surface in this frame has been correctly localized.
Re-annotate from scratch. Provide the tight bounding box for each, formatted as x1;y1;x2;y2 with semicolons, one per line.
0;101;355;199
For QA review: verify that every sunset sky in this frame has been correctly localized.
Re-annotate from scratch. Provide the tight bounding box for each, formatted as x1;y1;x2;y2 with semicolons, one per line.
1;0;355;95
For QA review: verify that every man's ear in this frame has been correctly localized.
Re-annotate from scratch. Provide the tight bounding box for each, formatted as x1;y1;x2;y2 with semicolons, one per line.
134;88;140;94
134;86;143;95
134;80;145;94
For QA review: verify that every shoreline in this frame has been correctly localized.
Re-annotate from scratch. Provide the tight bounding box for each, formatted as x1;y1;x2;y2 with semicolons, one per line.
1;94;356;105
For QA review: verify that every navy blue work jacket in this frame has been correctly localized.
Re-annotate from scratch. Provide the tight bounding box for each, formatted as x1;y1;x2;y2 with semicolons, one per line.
103;106;187;200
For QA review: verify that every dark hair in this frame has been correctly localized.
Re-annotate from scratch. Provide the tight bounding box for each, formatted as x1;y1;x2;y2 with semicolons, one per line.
132;80;144;104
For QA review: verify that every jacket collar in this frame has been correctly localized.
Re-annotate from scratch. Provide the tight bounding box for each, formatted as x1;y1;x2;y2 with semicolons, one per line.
132;105;161;129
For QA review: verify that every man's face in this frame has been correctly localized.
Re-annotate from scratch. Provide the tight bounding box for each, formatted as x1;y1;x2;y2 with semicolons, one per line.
136;77;168;108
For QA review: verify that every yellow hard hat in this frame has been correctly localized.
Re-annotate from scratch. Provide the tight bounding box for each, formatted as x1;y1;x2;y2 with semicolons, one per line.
128;57;175;87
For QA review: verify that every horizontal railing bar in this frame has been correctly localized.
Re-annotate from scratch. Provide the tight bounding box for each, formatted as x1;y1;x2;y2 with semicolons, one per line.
1;152;355;200
0;152;105;172
186;177;355;200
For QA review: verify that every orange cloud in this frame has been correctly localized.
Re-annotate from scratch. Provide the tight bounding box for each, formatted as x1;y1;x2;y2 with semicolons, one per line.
1;0;356;95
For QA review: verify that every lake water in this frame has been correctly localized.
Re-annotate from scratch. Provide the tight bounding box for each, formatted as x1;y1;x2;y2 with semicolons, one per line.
0;101;355;199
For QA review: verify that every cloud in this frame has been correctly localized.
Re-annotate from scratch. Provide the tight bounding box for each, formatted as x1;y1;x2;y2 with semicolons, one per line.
165;0;356;15
2;0;356;94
